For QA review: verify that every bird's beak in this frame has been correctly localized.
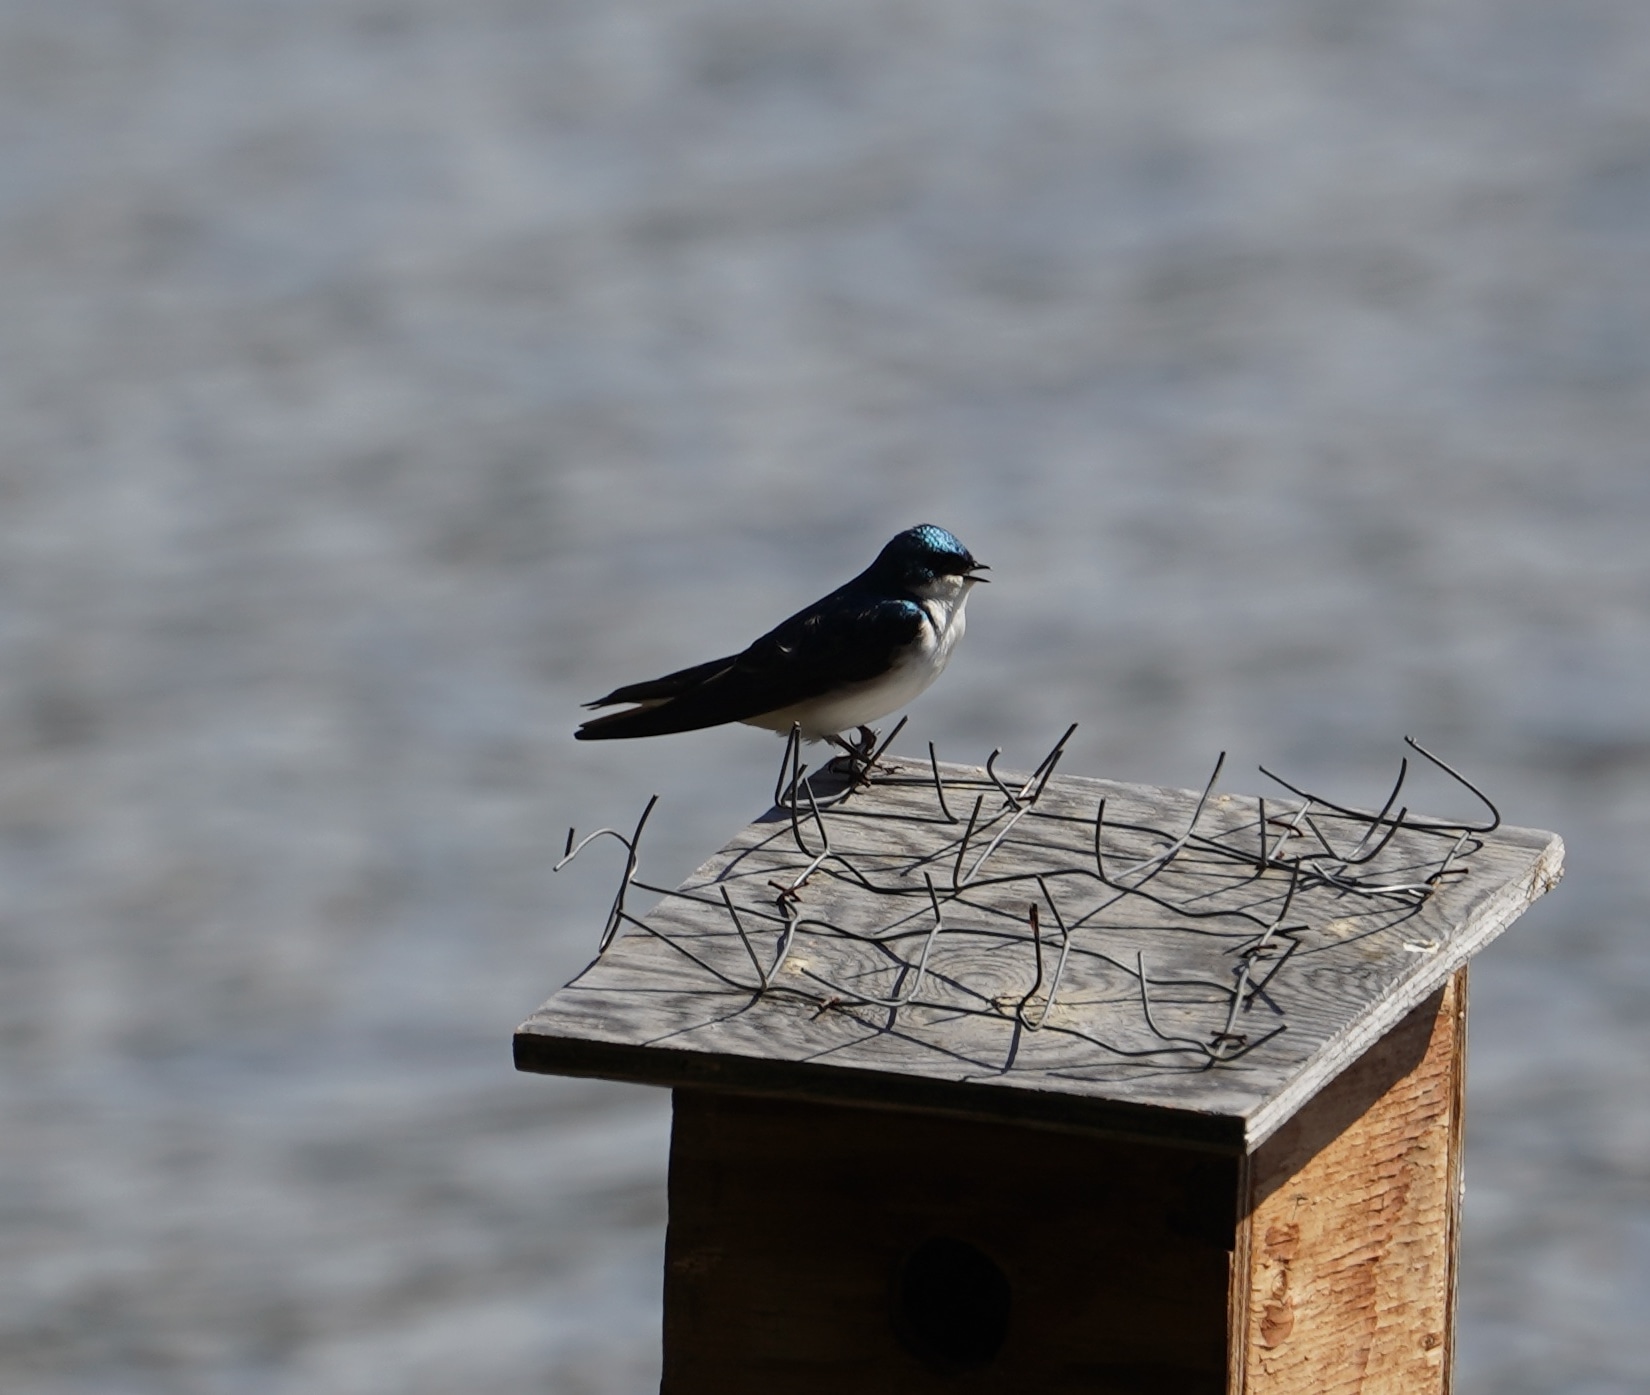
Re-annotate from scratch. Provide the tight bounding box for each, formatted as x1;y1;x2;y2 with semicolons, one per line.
965;564;990;584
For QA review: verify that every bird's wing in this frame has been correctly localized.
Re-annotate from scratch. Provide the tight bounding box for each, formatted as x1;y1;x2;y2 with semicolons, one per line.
575;595;924;740
583;654;742;709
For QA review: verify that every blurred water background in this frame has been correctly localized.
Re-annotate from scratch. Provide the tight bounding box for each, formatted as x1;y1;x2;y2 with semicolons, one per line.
2;2;1647;1391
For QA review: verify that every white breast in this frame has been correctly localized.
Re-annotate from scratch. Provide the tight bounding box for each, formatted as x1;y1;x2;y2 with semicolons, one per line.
743;575;977;740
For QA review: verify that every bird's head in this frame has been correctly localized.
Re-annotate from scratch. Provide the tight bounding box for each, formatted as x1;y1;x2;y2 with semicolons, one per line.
870;524;989;597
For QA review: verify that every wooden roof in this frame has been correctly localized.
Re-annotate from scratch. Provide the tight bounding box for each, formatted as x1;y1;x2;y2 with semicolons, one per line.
515;753;1561;1153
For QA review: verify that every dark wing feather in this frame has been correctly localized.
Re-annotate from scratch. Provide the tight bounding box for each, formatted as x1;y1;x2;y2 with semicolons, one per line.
583;654;740;709
575;591;923;740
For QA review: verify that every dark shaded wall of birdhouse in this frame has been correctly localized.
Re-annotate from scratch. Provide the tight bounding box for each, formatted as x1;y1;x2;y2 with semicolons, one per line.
1;3;1644;1393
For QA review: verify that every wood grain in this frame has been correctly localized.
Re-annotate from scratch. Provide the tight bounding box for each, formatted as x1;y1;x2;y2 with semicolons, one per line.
518;759;1558;1151
1234;968;1467;1393
659;975;1470;1392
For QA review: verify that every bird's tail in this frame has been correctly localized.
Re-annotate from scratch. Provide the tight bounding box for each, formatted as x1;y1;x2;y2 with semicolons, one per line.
575;700;735;740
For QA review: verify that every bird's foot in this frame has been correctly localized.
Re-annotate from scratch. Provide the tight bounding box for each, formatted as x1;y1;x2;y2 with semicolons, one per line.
824;724;888;784
822;731;859;767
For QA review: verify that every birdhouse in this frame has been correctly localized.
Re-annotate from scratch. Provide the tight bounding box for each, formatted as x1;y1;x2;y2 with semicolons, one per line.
516;737;1562;1394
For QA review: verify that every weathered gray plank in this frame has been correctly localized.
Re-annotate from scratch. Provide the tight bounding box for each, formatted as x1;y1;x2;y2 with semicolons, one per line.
516;758;1562;1152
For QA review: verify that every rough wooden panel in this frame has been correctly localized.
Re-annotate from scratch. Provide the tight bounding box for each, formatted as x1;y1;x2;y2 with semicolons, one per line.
663;1089;1237;1395
518;759;1560;1151
1235;969;1466;1394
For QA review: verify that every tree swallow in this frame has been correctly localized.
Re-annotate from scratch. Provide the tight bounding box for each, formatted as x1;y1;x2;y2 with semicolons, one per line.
576;524;987;750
